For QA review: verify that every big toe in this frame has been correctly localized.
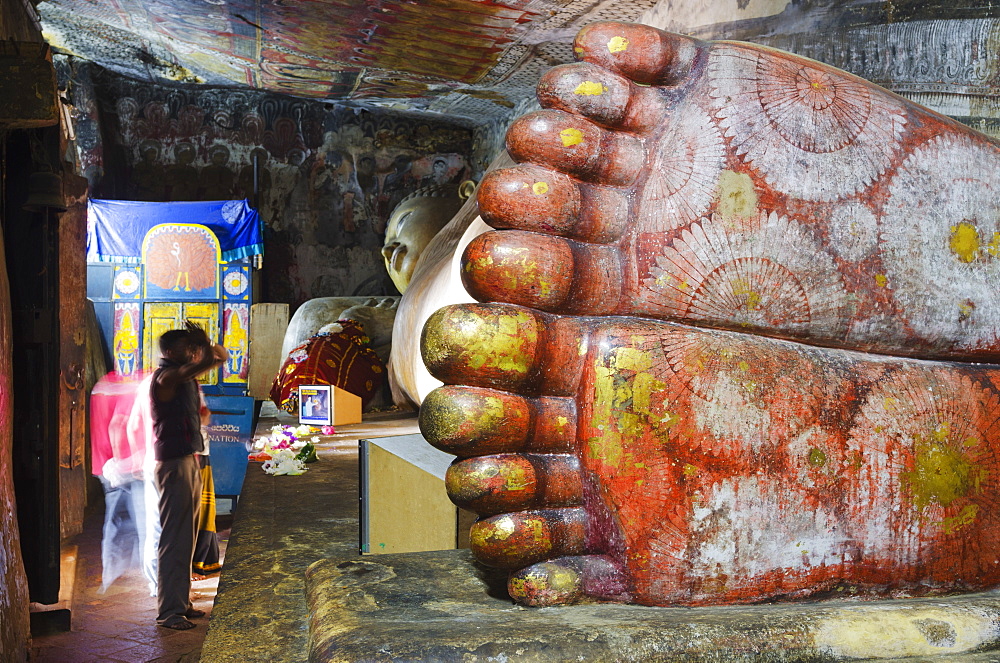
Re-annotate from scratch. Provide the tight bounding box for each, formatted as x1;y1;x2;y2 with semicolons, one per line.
573;21;698;86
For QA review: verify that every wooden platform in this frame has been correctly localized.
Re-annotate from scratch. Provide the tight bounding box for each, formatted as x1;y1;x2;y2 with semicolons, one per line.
360;433;474;554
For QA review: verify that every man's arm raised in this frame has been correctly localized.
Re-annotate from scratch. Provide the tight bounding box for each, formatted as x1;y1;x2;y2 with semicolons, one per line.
154;322;228;403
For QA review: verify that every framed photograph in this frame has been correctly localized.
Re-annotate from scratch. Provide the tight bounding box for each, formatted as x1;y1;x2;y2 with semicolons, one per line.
298;385;332;426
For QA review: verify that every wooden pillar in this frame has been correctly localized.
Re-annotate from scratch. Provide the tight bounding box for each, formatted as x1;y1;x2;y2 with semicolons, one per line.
57;175;89;540
0;215;31;659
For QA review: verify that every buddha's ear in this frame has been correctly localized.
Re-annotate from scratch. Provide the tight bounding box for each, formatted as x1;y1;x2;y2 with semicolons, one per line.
458;179;477;200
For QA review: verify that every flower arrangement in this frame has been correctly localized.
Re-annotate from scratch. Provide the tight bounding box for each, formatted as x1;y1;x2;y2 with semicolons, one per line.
249;424;322;475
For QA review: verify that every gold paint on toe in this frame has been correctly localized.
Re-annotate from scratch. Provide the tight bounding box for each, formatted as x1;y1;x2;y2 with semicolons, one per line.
573;81;607;96
607;36;629;53
560;128;584;147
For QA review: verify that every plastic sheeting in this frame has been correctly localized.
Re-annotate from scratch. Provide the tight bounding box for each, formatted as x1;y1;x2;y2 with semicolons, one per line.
86;198;263;264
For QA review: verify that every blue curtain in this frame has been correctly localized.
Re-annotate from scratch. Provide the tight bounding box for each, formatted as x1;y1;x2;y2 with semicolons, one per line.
86;199;264;264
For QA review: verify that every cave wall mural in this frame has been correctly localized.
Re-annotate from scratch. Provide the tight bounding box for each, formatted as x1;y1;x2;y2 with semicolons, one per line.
77;70;477;308
639;1;1000;141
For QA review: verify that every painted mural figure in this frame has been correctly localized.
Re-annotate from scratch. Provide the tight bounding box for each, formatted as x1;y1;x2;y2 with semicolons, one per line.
311;152;349;246
200;144;235;200
419;157;450;188
353;156;378;234
419;22;1000;608
134;139;166;201
378;154;414;223
236;147;273;206
165;142;200;201
114;307;140;375
222;307;248;379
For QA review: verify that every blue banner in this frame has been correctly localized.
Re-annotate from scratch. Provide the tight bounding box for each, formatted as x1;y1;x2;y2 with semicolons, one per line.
87;199;263;264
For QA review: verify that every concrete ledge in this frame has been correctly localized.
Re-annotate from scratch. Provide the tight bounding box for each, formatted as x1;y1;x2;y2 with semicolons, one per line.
306;549;1000;662
203;411;1000;662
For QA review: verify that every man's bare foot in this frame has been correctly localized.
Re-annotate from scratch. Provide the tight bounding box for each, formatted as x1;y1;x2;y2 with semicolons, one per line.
419;22;1000;607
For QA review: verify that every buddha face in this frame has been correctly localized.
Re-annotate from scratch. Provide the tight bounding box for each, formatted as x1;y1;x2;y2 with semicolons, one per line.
381;193;462;293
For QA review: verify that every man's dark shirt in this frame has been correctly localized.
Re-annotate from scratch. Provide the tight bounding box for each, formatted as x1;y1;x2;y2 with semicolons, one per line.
150;358;204;461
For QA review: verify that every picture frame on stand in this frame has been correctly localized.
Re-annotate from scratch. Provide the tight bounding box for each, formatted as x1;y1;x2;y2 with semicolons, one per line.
298;384;332;426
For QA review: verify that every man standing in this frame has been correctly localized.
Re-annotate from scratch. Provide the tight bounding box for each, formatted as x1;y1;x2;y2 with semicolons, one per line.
151;321;226;630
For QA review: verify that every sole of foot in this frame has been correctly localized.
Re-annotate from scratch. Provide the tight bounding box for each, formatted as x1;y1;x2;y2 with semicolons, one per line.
420;21;1000;607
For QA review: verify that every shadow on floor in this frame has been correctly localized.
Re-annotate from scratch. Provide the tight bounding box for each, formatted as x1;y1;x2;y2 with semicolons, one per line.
30;499;232;662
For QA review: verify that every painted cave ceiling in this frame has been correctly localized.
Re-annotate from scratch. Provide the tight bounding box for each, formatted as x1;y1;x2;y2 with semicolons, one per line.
36;0;661;122
33;0;1000;132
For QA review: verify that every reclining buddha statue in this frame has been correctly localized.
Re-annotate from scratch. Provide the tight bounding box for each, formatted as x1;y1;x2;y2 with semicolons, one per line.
411;21;1000;607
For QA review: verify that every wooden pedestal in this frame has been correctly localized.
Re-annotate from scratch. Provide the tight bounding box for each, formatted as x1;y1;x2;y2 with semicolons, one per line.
359;434;474;555
331;386;362;425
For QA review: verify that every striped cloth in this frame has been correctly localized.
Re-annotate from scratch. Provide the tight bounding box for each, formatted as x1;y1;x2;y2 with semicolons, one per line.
192;454;220;574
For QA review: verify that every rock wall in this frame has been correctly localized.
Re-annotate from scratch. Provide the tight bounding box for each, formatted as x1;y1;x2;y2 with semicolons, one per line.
0;162;30;661
0;219;29;659
1;6;44;659
641;0;1000;139
70;66;477;309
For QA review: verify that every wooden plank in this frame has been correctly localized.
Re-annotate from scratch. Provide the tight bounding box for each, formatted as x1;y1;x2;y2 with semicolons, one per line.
365;444;456;554
58;184;88;539
332;386;361;425
247;303;288;400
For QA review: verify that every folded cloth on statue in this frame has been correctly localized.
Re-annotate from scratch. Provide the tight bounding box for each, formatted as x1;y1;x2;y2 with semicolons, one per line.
269;319;384;414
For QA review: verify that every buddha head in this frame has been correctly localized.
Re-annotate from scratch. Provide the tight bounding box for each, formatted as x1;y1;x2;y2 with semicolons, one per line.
381;183;468;293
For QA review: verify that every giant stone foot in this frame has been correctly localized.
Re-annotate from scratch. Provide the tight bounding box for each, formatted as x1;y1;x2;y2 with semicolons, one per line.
419;22;1000;607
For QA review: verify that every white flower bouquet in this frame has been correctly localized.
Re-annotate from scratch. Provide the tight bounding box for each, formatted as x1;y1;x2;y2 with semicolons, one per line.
249;424;320;475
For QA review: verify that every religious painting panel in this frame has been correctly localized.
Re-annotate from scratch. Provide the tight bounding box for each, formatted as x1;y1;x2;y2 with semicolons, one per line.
111;265;141;300
141;223;221;300
142;301;220;385
112;302;141;376
222;303;249;384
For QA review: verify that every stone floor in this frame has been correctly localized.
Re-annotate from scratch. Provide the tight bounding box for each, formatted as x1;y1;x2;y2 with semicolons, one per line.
200;406;423;663
201;408;1000;662
29;493;233;662
55;405;1000;662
